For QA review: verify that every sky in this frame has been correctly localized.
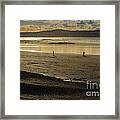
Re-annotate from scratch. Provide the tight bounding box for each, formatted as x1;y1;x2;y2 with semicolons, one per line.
20;20;100;32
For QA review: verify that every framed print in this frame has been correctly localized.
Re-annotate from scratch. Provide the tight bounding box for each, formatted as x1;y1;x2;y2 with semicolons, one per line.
0;0;120;119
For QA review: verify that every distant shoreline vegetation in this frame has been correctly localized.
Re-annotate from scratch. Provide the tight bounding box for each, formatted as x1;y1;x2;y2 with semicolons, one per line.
20;29;100;37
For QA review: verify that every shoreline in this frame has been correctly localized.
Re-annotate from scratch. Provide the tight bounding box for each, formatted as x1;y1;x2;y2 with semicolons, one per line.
20;50;100;55
20;52;100;100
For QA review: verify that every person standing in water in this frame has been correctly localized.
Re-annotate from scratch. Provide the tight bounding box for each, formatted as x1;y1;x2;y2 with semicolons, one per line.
53;50;55;56
83;51;85;56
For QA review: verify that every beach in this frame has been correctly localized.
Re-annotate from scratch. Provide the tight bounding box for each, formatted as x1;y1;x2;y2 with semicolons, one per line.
20;50;100;100
20;20;100;100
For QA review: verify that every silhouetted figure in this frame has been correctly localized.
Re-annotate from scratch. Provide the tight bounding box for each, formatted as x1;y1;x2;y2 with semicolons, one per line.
53;50;55;56
83;51;85;56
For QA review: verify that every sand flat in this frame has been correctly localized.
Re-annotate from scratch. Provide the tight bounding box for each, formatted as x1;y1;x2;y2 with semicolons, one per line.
20;51;100;100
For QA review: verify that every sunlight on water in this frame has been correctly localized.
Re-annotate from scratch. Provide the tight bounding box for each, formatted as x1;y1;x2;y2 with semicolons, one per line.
20;37;100;55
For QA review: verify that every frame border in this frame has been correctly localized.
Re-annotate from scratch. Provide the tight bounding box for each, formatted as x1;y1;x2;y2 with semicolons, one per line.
0;0;119;119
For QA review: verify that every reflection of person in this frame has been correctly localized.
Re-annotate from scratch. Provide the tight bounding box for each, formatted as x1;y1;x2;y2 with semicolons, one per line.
83;51;85;56
53;50;55;56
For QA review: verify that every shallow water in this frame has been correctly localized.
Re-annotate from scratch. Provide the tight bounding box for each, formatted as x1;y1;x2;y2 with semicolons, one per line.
20;37;100;55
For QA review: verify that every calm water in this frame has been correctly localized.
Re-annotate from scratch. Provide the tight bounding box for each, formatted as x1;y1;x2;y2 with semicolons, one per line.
20;37;100;55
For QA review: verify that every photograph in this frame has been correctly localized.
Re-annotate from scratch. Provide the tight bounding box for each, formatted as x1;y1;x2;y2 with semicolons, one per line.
1;1;118;118
20;20;100;100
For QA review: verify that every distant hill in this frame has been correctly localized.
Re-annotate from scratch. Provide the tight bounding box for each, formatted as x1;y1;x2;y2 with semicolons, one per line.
20;29;100;37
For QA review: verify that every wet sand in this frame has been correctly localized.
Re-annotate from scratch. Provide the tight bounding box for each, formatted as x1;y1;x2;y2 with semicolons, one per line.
20;51;100;100
20;71;100;100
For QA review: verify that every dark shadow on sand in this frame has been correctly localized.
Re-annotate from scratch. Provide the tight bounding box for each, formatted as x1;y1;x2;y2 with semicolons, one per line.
20;71;100;100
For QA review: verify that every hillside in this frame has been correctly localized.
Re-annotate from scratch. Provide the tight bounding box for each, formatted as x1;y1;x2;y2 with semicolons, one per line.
20;29;100;37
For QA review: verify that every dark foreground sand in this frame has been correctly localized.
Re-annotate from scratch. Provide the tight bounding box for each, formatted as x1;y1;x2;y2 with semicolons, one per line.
20;51;100;100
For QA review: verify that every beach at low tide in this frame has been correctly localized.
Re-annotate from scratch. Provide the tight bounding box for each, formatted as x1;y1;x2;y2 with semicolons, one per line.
20;37;100;100
20;51;100;100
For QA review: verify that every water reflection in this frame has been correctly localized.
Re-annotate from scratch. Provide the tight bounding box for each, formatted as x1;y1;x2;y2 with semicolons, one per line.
20;37;100;55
